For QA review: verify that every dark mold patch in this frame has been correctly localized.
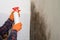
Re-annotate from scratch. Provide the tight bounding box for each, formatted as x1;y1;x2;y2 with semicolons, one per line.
30;2;49;40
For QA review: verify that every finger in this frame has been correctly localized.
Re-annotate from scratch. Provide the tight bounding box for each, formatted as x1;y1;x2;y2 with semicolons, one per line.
11;11;14;14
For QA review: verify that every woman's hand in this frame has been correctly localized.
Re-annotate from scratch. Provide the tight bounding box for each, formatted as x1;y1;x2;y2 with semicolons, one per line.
12;23;22;32
9;11;20;21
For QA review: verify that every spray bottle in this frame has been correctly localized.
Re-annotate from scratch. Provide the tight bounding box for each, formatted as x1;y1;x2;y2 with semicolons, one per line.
12;7;21;24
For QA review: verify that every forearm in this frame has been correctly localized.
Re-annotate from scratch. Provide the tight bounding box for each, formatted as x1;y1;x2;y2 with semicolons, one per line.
0;18;14;35
7;30;17;40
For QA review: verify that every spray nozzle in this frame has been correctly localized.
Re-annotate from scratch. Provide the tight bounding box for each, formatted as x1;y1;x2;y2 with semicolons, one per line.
12;7;21;12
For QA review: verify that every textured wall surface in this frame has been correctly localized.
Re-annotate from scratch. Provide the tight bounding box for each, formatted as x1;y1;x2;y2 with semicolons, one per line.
30;0;60;40
30;2;48;40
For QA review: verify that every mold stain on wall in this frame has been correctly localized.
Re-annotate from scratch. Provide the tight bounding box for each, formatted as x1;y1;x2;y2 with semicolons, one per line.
30;2;51;40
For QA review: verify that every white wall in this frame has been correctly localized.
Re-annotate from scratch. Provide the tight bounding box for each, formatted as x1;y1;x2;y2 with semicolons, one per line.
0;0;30;40
32;0;60;40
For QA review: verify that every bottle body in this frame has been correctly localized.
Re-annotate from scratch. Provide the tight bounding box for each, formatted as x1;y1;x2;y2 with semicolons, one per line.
14;12;20;24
